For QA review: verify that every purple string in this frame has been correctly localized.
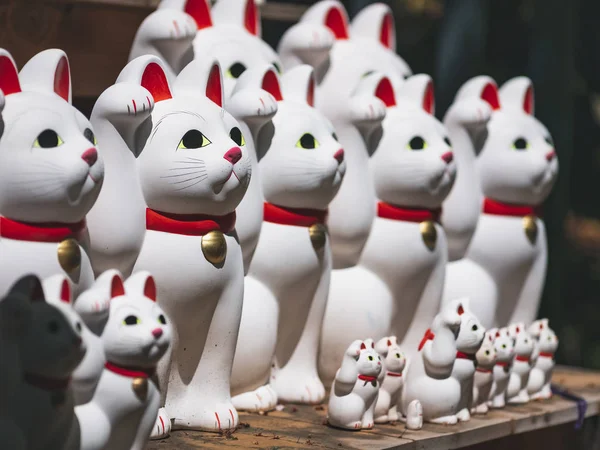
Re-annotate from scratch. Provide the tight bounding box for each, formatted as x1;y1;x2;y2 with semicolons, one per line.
551;384;588;430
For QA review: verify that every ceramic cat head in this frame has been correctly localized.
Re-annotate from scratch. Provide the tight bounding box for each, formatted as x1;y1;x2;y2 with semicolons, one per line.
508;322;534;357
370;74;456;209
475;338;496;367
5;274;85;379
0;49;104;223
528;318;551;339
117;56;250;216
476;78;558;206
102;271;172;369
454;299;485;354
434;298;464;333
492;327;515;363
374;336;406;374
347;339;382;377
258;65;345;210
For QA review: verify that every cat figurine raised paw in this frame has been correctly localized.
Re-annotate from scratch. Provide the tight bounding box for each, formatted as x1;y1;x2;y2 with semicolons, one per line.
471;332;496;415
327;339;382;430
527;319;558;400
373;336;406;424
506;322;534;404
488;327;515;409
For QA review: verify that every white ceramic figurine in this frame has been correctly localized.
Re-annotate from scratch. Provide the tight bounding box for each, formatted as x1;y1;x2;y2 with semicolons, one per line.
488;327;515;409
506;322;534;404
471;332;497;415
527;318;558;400
373;336;406;424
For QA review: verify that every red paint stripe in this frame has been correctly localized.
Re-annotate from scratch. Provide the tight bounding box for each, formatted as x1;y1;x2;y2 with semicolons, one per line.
147;96;151;109
215;412;221;430
229;409;234;424
159;416;165;434
132;99;137;114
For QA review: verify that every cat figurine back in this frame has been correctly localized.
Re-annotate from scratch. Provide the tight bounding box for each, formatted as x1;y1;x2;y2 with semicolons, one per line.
488;327;515;409
527;318;558;400
327;339;382;430
471;332;496;414
76;272;172;450
0;49;103;296
505;322;534;404
373;336;406;424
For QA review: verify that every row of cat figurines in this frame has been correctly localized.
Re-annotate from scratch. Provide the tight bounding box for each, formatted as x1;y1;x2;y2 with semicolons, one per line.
327;299;559;431
0;0;558;440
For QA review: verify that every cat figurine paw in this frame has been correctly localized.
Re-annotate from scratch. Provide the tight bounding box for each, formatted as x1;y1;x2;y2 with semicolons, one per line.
327;339;382;430
506;322;534;404
373;336;406;424
471;332;496;414
527;319;558;400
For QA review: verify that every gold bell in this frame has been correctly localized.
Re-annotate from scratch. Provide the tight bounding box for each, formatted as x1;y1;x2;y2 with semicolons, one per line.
201;230;227;266
131;377;148;400
309;223;327;251
523;215;538;245
57;238;81;273
420;220;437;251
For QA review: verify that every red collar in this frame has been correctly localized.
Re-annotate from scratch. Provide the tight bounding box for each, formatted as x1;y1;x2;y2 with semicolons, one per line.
456;351;476;361
483;198;542;218
105;361;155;379
263;203;327;227
24;373;71;391
357;374;377;383
418;328;435;351
377;202;441;223
0;217;86;243
476;367;493;374
146;208;236;236
515;355;530;363
538;352;554;359
496;361;510;367
386;371;403;377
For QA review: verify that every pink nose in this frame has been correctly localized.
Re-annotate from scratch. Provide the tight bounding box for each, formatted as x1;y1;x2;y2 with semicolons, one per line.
152;328;163;339
546;150;556;162
441;151;454;164
223;147;242;165
333;149;344;164
81;148;98;166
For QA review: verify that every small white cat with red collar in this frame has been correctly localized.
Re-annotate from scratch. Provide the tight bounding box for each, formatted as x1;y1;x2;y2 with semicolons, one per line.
75;272;172;450
373;336;406;424
506;322;534;404
527;318;558;400
471;332;497;415
327;339;382;430
488;327;515;409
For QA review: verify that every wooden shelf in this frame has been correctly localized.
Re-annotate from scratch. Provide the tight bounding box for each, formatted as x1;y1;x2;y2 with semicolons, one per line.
145;366;600;449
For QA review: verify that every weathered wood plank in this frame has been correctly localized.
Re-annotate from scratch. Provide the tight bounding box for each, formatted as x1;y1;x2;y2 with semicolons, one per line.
145;366;600;450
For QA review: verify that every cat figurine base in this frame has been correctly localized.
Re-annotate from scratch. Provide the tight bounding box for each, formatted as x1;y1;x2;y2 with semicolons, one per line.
527;319;558;400
373;336;406;424
506;322;534;404
327;339;382;430
471;332;496;415
488;328;515;409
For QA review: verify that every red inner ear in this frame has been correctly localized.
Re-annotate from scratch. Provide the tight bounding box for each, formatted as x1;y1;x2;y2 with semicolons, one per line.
244;0;258;36
360;342;366;350
457;304;464;315
516;326;520;333
141;62;172;102
380;13;393;49
306;76;315;107
387;339;392;346
110;276;125;299
481;83;500;110
60;280;71;303
325;7;349;40
206;64;223;107
371;342;374;348
0;55;21;95
422;80;435;114
144;276;157;302
495;331;501;338
523;85;533;115
375;77;396;107
261;70;283;101
54;56;70;102
185;0;212;30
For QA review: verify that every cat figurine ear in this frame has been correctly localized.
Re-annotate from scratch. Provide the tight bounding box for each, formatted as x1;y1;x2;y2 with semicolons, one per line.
159;0;213;30
499;76;534;115
0;275;37;340
395;74;435;115
173;58;224;107
455;76;500;112
280;64;314;106
0;49;22;97
123;271;158;301
117;55;173;103
349;72;392;144
301;0;350;41
350;3;395;52
42;274;73;304
211;0;261;37
19;49;72;104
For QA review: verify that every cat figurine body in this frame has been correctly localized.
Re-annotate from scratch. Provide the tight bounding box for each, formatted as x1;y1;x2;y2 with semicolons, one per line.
471;332;496;414
0;49;103;297
76;272;172;450
400;299;464;425
7;275;85;450
505;322;534;404
450;301;485;422
327;339;382;430
373;336;406;424
87;56;250;432
527;319;558;400
320;75;456;383
231;65;345;406
488;327;515;409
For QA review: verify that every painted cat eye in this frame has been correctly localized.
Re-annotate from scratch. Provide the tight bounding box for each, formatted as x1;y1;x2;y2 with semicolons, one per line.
407;136;427;150
230;127;245;147
361;70;374;79
178;130;211;150
34;129;64;148
395;353;400;358
84;128;97;146
123;315;140;325
226;62;247;79
485;350;490;355
544;136;553;146
368;356;374;361
501;344;507;349
296;133;319;149
332;132;338;141
444;137;452;147
472;325;478;331
75;322;82;333
272;62;282;74
158;314;167;325
512;137;529;150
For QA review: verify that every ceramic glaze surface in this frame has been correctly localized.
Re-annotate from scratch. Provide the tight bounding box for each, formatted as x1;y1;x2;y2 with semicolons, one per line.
471;333;496;414
0;49;102;297
75;272;172;450
527;319;558;400
319;75;456;384
488;327;515;409
328;339;382;430
505;322;534;404
373;336;406;424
